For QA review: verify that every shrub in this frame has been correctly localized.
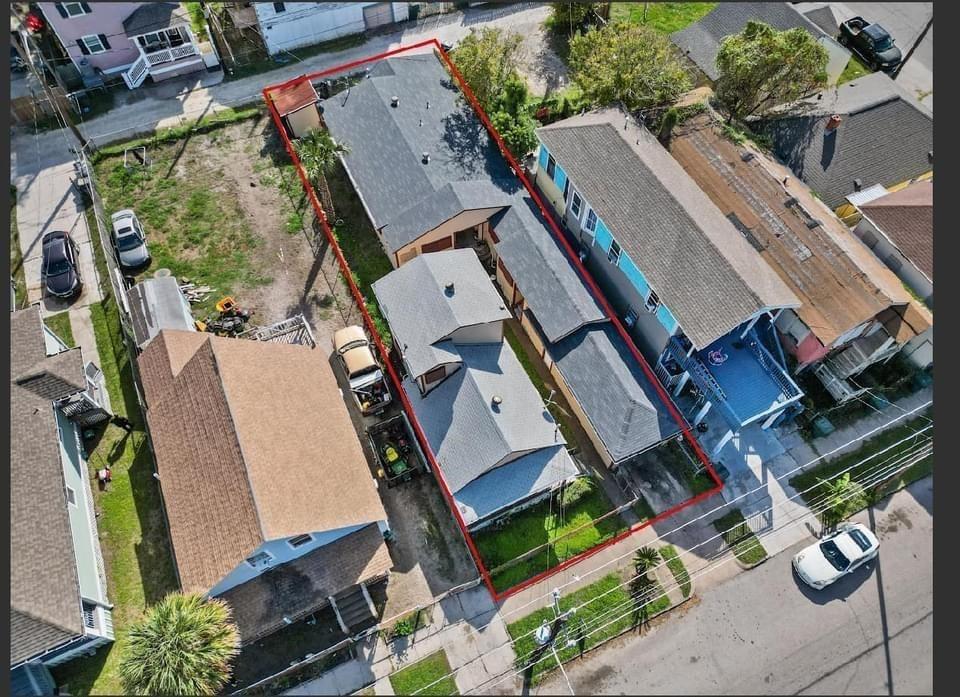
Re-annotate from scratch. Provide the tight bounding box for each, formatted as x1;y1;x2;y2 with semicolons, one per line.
560;477;595;508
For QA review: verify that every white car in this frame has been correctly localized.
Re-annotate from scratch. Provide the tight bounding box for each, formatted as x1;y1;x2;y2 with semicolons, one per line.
793;522;879;590
111;209;151;269
332;325;392;415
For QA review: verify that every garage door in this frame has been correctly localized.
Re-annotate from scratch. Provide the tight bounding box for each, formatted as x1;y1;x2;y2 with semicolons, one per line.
363;3;394;30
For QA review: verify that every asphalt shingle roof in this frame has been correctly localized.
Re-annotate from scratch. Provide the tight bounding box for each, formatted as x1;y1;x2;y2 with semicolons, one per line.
538;109;799;349
122;2;191;36
671;2;826;81
551;324;680;463
11;307;87;666
372;249;511;379
321;55;516;253
758;72;934;208
859;180;933;281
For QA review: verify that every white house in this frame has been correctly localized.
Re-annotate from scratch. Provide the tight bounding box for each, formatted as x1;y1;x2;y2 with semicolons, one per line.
253;2;409;56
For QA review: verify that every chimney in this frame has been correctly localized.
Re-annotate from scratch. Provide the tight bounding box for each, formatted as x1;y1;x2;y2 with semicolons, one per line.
422;152;430;164
391;95;400;108
825;114;842;131
444;281;455;296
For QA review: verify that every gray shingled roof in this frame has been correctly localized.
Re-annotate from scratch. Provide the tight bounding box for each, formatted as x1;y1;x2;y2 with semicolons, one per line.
11;307;86;666
758;72;934;208
671;2;826;80
321;55;516;253
551;324;680;463
128;276;195;350
492;195;607;342
122;2;191;36
537;109;799;349
372;249;511;379
454;445;580;526
402;342;567;495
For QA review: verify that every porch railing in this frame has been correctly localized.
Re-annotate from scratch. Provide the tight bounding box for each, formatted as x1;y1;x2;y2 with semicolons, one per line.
145;42;199;66
744;331;801;399
666;336;726;403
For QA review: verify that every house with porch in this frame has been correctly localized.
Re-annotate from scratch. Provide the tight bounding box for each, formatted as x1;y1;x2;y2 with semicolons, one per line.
11;306;112;696
666;110;932;401
534;108;806;456
372;249;581;528
322;52;678;469
39;2;214;89
138;330;392;644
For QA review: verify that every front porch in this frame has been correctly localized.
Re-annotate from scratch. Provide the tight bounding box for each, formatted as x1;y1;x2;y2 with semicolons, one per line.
121;4;207;89
656;319;804;458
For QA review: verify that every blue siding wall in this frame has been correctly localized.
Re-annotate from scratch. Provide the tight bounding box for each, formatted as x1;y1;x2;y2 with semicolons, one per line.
538;144;550;170
618;253;649;298
656;303;678;334
554;164;567;191
594;219;613;252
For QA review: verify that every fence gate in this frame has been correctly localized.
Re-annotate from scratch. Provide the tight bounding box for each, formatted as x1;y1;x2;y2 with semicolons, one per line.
363;2;395;30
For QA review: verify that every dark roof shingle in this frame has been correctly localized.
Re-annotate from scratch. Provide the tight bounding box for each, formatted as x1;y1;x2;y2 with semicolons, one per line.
860;180;933;280
122;2;190;35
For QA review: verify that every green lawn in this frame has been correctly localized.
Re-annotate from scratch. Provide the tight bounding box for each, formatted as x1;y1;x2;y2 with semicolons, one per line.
91;109;268;317
475;478;627;592
660;544;692;598
507;572;669;684
790;414;932;511
503;323;576;444
52;219;178;696
611;2;717;34
10;186;26;309
44;311;75;347
838;56;871;84
326;161;394;344
389;650;459;697
712;509;768;566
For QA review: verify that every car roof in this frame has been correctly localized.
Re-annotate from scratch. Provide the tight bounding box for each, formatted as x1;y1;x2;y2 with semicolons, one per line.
863;23;891;41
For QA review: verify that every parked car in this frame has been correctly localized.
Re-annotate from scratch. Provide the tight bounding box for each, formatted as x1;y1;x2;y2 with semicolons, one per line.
838;17;902;73
332;325;392;415
793;522;879;590
111;210;151;269
41;230;82;298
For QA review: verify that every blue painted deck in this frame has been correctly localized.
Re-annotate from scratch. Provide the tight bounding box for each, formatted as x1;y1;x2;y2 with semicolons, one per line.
698;331;796;426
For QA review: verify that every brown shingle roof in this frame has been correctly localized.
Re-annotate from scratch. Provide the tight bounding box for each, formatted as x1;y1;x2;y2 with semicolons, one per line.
668;114;915;348
860;181;933;280
10;307;87;665
217;524;392;643
267;79;319;117
138;331;387;593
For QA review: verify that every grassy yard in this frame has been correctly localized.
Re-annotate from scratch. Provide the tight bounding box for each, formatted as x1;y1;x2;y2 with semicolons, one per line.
838;56;871;84
790;414;932;512
712;509;768;566
611;2;717;34
660;544;692;598
508;571;670;683
226;33;369;81
475;478;627;592
10;186;26;309
52;215;178;696
44;311;75;346
389;650;459;697
326;161;394;343
661;438;716;496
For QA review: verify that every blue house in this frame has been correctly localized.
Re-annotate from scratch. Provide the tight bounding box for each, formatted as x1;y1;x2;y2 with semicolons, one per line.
533;109;805;455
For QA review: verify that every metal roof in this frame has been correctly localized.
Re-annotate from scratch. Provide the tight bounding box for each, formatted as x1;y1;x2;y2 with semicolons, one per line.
127;276;195;349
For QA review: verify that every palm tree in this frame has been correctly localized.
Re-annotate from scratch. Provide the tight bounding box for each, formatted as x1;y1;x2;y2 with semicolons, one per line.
293;129;348;222
119;592;240;696
633;546;661;582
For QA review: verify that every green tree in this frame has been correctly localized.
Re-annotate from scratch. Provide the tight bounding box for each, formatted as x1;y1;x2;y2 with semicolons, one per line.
568;21;692;112
294;128;349;183
715;20;829;121
819;473;867;526
633;546;661;582
450;27;523;114
550;2;603;37
118;593;240;696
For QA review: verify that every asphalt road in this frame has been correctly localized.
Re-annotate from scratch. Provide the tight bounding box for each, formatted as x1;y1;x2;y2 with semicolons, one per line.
536;477;933;695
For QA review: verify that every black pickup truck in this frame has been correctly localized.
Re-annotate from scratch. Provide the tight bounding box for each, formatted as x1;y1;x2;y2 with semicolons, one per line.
838;17;902;73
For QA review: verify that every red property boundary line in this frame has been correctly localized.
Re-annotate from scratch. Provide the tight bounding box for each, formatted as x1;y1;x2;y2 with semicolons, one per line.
262;38;723;603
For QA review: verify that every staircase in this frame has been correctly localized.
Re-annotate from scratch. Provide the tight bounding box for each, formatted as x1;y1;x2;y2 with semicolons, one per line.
331;585;377;635
122;55;149;89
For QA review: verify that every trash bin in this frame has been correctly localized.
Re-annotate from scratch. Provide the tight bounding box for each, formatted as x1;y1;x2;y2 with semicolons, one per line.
812;415;835;438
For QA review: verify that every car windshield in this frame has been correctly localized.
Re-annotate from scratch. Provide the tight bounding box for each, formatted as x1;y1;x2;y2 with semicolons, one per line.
848;529;873;552
116;234;142;251
820;540;851;572
874;36;894;51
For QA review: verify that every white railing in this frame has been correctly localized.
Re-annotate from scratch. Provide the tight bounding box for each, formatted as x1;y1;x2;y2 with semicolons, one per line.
122;54;149;89
145;43;199;66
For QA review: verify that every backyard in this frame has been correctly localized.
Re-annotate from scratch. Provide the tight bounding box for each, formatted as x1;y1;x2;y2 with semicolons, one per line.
610;2;717;34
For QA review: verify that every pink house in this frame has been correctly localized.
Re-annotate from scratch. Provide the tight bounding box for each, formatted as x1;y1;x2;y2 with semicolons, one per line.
39;2;208;89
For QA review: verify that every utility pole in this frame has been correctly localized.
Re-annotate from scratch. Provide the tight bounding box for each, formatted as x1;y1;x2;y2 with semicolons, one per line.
10;6;92;150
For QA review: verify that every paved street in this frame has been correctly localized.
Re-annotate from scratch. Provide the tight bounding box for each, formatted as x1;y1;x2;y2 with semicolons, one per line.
535;477;933;695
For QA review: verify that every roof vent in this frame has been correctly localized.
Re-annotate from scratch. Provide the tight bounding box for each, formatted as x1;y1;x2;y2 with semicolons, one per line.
491;395;503;410
444;281;455;296
422;152;430;164
426;99;430;109
825;114;842;131
740;151;755;162
391;95;400;107
853;178;863;191
419;118;423;127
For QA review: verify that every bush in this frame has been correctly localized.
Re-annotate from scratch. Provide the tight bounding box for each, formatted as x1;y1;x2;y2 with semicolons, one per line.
560;477;596;508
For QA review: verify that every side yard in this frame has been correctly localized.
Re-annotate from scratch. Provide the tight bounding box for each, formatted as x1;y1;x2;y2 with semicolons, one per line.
610;2;717;33
10;185;27;308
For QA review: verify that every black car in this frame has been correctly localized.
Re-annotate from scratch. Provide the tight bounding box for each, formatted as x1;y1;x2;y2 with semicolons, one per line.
838;17;902;73
41;230;83;298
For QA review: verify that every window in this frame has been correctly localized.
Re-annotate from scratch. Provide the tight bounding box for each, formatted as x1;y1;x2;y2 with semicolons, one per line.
584;208;597;233
58;2;90;18
624;307;639;328
607;239;621;264
644;289;660;312
274;2;287;11
79;34;108;55
246;551;272;568
65;487;77;506
424;365;446;385
288;534;312;549
546;154;556;179
571;192;583;220
563;177;570;202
